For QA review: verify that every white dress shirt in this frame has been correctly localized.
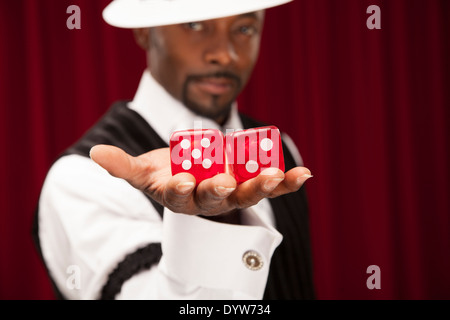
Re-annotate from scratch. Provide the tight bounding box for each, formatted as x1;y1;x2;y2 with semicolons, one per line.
38;70;301;300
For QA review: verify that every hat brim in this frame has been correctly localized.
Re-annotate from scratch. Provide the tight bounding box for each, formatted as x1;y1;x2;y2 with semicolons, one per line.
103;0;292;28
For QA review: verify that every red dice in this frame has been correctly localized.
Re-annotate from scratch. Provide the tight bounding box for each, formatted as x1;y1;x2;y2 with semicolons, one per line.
226;126;284;184
170;129;226;182
170;126;284;184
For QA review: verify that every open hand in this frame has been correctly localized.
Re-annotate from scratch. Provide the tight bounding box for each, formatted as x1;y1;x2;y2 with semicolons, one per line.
90;145;313;217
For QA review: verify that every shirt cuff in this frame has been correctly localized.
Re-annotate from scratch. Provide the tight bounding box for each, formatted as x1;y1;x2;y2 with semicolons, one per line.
160;208;283;299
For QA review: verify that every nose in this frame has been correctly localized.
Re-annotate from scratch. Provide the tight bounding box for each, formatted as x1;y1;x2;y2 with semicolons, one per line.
204;33;238;66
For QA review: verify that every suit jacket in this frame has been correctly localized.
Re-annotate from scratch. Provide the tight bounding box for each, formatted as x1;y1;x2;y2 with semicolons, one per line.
33;101;315;299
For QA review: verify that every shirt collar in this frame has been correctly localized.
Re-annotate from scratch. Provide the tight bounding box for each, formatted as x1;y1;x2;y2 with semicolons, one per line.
128;70;244;144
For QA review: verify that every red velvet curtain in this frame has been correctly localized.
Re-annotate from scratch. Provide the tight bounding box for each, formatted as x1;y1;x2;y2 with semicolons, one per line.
1;0;448;299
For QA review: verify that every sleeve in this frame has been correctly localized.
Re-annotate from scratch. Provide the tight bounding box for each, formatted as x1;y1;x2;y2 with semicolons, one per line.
38;154;282;300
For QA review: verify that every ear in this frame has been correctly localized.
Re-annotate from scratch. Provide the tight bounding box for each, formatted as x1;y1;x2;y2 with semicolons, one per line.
133;28;151;51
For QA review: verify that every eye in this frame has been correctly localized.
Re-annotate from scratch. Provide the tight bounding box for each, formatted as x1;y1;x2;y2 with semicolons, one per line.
237;25;258;36
185;22;204;31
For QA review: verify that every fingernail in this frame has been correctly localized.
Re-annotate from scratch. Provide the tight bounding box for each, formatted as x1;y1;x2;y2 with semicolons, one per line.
176;182;195;194
297;174;313;185
260;167;280;176
264;178;284;192
215;186;235;197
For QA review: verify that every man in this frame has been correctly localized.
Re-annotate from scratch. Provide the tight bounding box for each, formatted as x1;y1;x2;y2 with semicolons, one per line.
34;0;315;299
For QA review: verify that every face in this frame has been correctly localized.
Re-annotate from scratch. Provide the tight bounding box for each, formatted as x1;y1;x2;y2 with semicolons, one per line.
139;11;264;124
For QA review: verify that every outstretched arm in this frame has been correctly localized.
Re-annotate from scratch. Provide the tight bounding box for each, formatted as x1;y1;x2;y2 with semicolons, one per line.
89;144;313;217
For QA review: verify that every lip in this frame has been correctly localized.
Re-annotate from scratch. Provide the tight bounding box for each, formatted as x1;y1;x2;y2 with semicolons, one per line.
193;77;235;95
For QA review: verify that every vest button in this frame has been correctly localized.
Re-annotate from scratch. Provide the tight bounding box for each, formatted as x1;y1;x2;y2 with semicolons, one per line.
242;250;263;271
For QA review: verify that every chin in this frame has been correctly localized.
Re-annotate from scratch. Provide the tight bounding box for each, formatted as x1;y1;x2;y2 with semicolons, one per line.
185;100;233;122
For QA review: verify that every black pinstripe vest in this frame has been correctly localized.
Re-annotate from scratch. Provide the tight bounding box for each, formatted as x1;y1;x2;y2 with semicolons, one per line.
33;101;315;300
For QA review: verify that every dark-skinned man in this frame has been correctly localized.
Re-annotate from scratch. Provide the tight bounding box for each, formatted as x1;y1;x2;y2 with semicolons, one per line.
34;0;315;300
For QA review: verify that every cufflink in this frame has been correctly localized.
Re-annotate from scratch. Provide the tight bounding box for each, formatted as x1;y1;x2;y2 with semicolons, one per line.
242;250;263;271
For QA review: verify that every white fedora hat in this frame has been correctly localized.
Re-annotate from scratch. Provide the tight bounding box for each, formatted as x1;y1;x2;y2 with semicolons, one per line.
103;0;292;28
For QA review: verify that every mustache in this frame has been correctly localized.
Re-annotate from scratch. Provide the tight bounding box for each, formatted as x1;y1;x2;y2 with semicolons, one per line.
186;71;241;85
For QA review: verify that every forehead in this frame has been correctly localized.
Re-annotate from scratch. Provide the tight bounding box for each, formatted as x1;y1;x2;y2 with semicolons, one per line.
156;10;265;30
217;10;265;22
206;10;265;24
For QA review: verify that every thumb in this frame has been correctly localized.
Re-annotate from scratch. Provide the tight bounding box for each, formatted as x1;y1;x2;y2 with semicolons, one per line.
90;144;134;180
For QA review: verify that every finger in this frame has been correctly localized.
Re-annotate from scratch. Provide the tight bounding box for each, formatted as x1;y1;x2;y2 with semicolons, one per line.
230;167;285;209
194;173;237;215
162;172;197;213
267;167;313;198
